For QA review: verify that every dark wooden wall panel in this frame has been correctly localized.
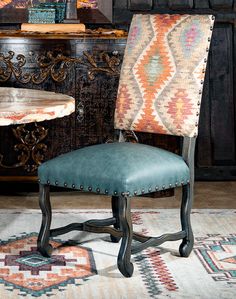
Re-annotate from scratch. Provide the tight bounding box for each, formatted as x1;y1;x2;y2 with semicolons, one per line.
210;24;235;165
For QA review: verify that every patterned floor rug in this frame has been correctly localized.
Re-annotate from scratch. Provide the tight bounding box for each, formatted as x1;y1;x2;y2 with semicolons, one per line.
0;209;235;299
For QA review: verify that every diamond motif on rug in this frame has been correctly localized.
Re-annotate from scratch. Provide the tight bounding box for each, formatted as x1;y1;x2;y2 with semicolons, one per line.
194;234;236;283
0;233;97;297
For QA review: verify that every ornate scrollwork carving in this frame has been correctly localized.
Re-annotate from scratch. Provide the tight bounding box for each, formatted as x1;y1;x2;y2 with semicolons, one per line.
0;123;48;172
0;51;31;83
0;50;121;84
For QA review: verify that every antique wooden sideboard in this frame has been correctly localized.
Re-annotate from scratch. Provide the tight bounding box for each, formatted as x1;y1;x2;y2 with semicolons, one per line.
1;0;236;182
0;32;128;181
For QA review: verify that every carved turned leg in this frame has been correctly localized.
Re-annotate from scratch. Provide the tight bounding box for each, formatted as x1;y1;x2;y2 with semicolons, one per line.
117;195;134;277
37;184;53;257
110;195;121;243
179;184;194;257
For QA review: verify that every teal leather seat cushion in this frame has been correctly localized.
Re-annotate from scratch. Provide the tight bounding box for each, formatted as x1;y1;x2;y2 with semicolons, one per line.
38;142;190;196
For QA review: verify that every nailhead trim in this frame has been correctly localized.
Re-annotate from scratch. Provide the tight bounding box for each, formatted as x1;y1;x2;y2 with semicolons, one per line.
169;184;172;188
55;181;58;185
88;186;92;191
105;190;108;194
148;188;152;192
47;180;50;185
175;182;178;187
96;188;100;193
114;191;118;195
72;184;75;189
162;185;165;190
134;191;138;196
155;186;159;191
64;183;67;187
38;179;41;183
80;185;84;190
141;189;145;194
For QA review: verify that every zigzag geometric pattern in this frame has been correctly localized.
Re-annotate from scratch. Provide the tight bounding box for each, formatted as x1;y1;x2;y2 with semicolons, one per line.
115;14;215;137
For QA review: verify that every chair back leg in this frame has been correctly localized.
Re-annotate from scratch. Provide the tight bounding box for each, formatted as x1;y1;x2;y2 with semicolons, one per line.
111;195;122;243
179;183;194;257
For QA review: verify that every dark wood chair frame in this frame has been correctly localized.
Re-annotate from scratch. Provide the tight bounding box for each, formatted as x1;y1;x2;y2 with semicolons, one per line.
37;136;196;277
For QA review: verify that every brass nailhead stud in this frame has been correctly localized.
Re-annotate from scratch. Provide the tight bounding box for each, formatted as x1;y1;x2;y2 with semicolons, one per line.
80;185;84;190
155;186;159;191
96;188;100;193
88;186;92;191
134;191;138;196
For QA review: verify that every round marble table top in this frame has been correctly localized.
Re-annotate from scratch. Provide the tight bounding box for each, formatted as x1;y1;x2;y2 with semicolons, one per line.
0;87;75;126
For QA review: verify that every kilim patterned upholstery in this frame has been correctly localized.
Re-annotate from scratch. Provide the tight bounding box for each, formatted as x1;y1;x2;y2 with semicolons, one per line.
115;14;214;137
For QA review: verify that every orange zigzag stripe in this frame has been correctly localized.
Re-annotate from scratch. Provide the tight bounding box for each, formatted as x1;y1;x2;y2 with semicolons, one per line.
133;15;181;133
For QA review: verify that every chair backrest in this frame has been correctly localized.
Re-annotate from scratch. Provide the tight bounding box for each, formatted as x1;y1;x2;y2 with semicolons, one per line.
114;14;214;137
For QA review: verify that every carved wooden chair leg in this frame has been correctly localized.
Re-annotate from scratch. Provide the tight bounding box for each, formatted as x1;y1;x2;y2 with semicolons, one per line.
37;184;53;257
117;195;134;277
110;195;121;243
179;184;194;257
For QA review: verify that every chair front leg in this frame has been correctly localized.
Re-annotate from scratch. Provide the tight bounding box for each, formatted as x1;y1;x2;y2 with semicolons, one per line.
37;184;53;257
179;183;194;257
117;195;134;277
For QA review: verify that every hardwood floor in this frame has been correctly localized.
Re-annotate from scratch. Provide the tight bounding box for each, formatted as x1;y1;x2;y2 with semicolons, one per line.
0;181;235;209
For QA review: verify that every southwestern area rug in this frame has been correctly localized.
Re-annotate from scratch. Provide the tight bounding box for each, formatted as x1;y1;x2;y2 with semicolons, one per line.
0;209;235;298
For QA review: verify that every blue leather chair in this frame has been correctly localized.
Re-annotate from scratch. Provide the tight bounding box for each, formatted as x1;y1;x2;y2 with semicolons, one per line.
37;14;214;277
